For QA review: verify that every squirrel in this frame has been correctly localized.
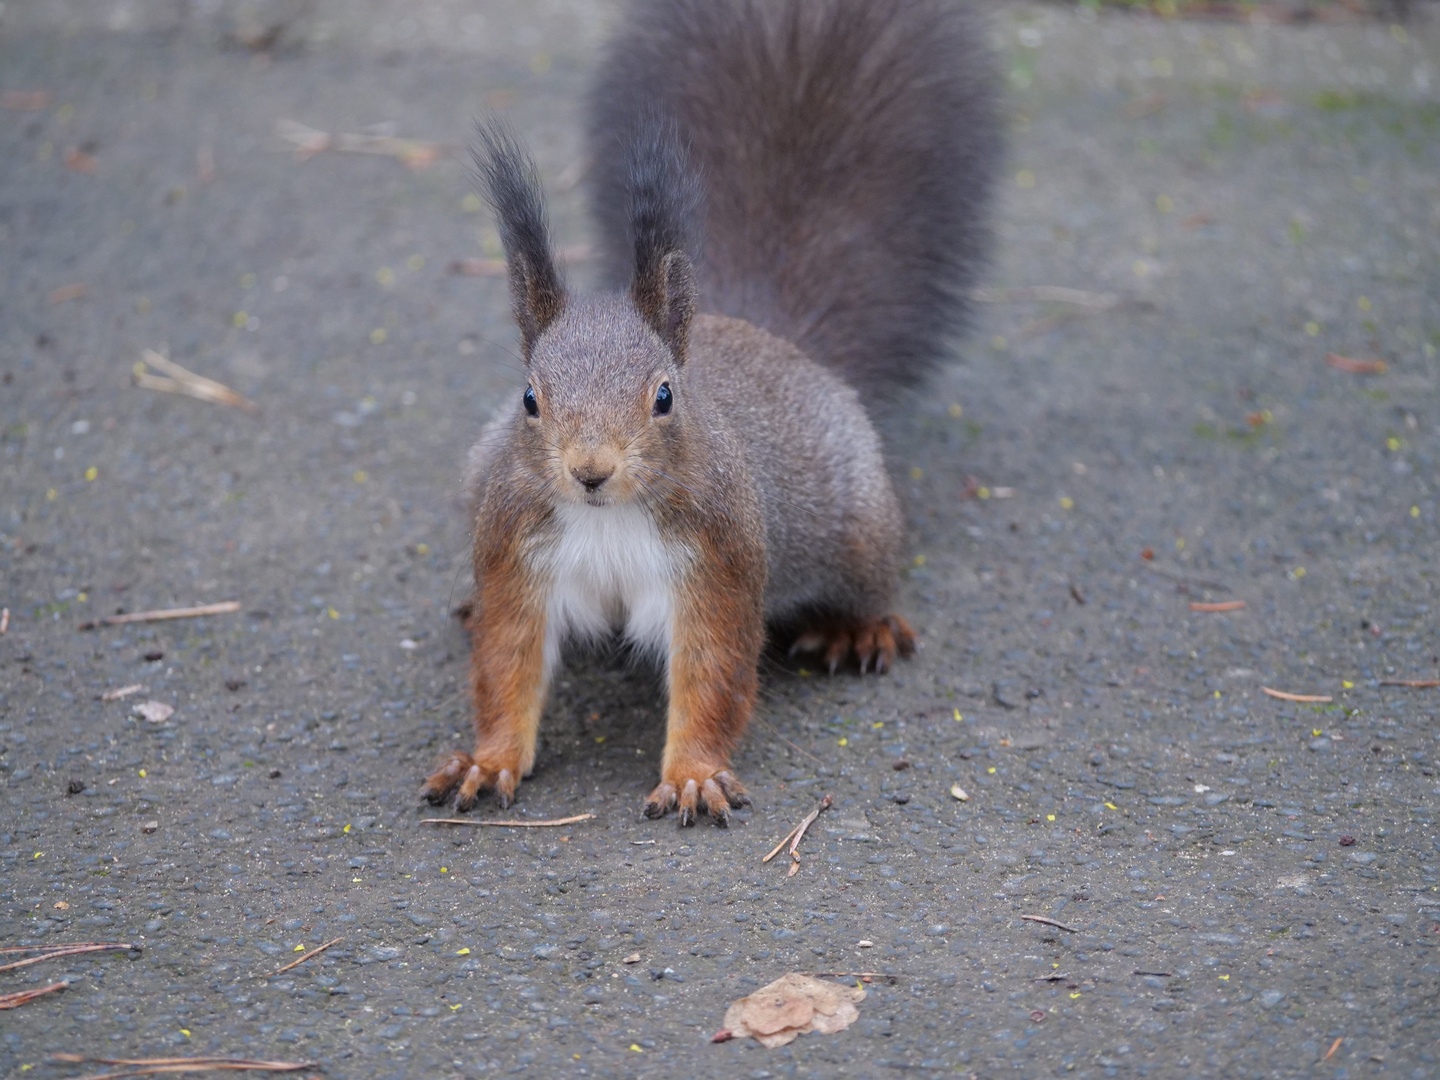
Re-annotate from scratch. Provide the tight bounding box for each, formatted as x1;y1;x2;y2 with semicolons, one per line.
423;0;1000;826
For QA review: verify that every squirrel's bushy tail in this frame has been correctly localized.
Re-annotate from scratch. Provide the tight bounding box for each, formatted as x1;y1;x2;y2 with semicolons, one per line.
589;0;1000;396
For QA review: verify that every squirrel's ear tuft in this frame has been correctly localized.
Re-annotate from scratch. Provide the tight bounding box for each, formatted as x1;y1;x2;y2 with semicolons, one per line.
635;250;696;364
625;112;701;363
473;121;565;360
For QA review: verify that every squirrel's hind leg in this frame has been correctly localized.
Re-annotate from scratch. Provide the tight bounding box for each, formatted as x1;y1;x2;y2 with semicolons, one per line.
789;614;917;676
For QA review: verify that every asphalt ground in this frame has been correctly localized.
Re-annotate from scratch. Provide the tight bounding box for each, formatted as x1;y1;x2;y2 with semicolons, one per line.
1;2;1438;1077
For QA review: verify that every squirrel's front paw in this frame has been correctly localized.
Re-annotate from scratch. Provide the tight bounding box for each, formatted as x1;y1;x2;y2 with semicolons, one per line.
789;614;917;675
644;767;751;828
422;749;523;811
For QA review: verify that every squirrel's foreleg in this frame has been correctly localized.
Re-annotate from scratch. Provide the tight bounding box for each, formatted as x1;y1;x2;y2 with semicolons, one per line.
423;551;549;811
644;551;764;827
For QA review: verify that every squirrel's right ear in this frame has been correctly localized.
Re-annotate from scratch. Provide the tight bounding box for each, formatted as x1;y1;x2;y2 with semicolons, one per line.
472;122;565;360
625;113;701;364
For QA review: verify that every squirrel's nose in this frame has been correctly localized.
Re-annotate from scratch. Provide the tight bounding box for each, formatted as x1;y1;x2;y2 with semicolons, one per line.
571;465;614;493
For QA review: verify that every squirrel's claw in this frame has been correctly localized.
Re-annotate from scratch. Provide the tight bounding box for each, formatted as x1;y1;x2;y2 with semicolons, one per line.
790;614;917;676
455;764;485;811
788;629;826;658
422;751;524;811
644;782;677;820
422;757;468;805
644;768;750;827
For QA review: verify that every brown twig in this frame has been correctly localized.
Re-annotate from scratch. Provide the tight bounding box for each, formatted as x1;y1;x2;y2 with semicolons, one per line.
1326;353;1387;375
791;794;833;852
1132;970;1173;977
79;600;241;630
1015;310;1088;340
274;117;457;168
0;941;138;956
766;794;835;881
261;936;342;978
0;942;138;973
133;351;259;415
420;813;595;828
1378;679;1439;688
1189;600;1246;612
1260;686;1332;704
763;795;832;866
762;823;802;863
49;283;88;305
100;683;146;702
51;1065;315;1077
973;285;1155;339
0;982;68;1009
1020;914;1079;933
48;1055;315;1080
1324;1037;1343;1061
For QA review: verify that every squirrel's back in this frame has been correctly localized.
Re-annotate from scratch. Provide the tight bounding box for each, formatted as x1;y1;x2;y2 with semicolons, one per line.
589;0;1000;397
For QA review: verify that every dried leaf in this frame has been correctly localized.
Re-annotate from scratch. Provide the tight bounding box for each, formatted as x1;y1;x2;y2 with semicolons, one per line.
722;973;865;1048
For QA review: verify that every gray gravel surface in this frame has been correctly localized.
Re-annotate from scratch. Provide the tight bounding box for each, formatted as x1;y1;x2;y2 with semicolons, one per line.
2;2;1439;1078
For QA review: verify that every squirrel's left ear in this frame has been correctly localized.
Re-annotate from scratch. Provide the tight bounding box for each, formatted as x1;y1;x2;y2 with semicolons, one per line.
626;113;701;364
633;250;696;364
473;122;566;362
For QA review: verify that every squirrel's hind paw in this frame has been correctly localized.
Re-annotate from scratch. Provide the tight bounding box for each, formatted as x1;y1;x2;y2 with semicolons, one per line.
789;614;917;675
645;769;750;828
422;751;520;811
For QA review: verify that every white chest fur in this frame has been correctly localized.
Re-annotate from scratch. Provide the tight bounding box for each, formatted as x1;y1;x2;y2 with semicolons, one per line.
540;501;678;674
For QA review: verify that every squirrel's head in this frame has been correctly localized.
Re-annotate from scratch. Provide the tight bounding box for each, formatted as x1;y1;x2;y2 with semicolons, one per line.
475;118;699;509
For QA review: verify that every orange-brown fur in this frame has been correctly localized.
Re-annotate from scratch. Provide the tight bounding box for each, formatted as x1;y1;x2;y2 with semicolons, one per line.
646;516;765;825
422;503;549;810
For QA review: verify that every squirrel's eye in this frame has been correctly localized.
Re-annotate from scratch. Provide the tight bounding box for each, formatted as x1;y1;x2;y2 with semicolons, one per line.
523;385;539;418
653;381;673;416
